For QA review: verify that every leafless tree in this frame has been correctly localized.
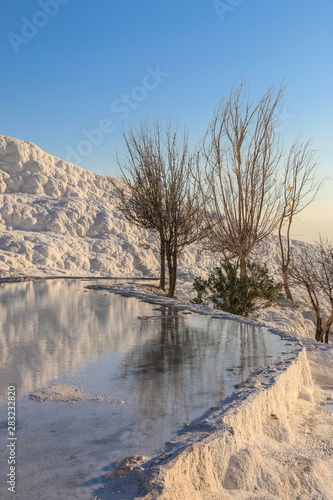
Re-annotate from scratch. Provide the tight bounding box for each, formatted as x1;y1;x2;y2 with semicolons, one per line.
200;80;285;277
278;136;322;300
112;121;206;298
111;123;167;290
289;238;333;343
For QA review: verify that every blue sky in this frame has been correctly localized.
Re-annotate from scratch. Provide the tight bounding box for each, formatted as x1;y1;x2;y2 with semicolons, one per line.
1;0;332;238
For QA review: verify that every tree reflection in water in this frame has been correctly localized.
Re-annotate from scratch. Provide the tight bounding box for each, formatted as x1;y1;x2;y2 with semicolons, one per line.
120;306;274;443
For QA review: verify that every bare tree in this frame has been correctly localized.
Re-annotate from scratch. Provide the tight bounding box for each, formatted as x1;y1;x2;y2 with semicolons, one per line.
112;121;205;298
112;123;167;290
278;136;322;300
200;80;285;277
289;238;333;343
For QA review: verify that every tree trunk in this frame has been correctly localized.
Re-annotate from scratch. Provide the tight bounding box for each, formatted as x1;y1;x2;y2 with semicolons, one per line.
322;316;333;344
167;249;178;298
315;309;333;343
278;217;294;301
159;239;166;291
282;263;293;300
168;259;178;298
315;315;323;342
166;249;172;297
240;255;247;278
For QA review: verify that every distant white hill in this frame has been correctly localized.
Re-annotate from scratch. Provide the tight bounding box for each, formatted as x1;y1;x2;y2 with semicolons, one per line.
0;135;212;277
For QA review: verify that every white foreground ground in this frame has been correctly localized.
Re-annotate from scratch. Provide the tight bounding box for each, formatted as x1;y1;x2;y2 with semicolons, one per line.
0;135;333;499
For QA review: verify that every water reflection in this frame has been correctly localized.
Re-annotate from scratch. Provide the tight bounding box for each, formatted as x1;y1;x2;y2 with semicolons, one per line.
0;279;159;401
119;306;282;442
0;279;291;414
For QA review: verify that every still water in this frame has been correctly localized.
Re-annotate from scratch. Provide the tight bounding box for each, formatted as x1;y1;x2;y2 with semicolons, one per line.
0;279;296;499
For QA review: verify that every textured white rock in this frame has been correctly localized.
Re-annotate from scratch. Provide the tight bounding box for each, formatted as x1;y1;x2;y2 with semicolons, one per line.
0;135;216;278
99;348;333;500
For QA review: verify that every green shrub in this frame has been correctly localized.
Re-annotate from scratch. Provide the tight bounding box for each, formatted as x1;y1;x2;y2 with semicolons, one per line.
192;261;283;317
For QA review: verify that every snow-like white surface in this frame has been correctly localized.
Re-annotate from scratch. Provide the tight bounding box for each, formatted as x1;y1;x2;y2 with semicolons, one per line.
1;135;333;499
153;350;330;500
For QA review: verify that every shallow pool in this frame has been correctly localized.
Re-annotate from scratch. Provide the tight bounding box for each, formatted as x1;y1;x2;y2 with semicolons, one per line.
0;279;296;500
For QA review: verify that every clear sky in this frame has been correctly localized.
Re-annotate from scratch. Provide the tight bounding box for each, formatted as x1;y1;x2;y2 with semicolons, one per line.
1;0;332;242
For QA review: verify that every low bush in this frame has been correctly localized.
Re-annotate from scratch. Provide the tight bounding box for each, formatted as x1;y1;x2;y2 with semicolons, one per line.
192;261;283;317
